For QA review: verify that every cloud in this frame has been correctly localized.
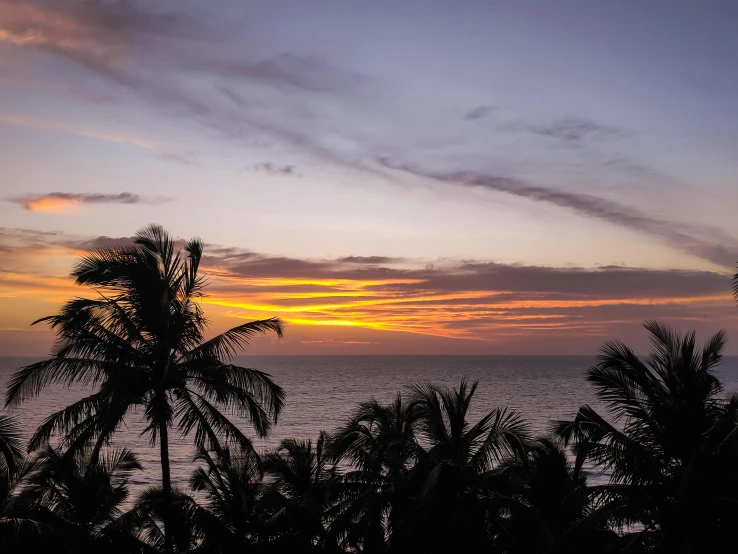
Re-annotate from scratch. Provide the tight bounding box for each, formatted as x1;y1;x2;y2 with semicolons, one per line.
378;160;738;270
9;192;169;213
2;0;734;280
0;1;368;97
0;0;195;62
0;0;389;179
0;112;165;150
464;105;496;121
247;162;300;177
209;248;730;299
528;117;630;142
208;52;371;94
1;226;736;354
338;256;405;265
159;151;198;166
191;246;738;348
0;112;201;170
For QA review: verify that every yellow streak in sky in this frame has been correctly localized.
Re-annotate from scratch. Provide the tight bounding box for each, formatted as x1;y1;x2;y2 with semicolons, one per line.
1;256;733;345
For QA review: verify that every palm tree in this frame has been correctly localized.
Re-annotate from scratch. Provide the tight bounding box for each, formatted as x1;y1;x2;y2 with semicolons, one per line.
0;413;38;549
406;379;530;554
555;321;738;553
493;438;616;554
188;446;264;553
0;414;22;477
329;393;421;552
5;225;285;554
126;485;204;553
261;432;340;552
14;446;148;554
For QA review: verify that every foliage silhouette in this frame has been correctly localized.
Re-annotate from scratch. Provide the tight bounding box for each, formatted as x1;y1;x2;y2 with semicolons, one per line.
2;230;738;552
403;380;530;554
493;438;617;553
260;432;342;552
555;321;738;553
330;393;422;552
5;225;285;554
188;446;264;553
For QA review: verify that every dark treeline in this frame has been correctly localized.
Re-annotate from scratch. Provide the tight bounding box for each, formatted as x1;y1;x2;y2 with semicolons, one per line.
1;225;738;554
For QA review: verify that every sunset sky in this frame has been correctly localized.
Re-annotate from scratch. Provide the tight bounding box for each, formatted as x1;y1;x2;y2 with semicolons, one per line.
1;0;737;355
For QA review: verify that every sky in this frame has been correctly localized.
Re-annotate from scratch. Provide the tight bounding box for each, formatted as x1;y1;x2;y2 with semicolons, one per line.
1;0;737;355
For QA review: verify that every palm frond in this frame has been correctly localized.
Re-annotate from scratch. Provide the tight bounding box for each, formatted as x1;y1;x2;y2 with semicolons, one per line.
174;391;256;454
28;392;103;451
5;357;116;407
182;318;284;362
186;362;285;424
701;329;726;371
470;408;530;473
0;414;23;475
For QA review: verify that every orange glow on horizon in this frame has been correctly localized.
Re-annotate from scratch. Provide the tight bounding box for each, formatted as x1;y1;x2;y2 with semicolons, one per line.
1;251;735;353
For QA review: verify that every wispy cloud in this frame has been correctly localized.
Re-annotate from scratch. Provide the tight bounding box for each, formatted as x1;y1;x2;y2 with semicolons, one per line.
464;105;496;121
207;52;373;94
0;0;194;67
0;0;384;175
0;1;370;101
2;0;734;282
528;117;630;142
247;162;300;177
0;112;199;167
0;112;164;151
159;152;199;166
338;256;405;265
379;160;738;270
9;192;169;213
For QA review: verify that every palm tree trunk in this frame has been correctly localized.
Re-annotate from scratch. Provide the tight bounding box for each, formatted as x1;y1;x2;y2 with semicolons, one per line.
160;420;174;554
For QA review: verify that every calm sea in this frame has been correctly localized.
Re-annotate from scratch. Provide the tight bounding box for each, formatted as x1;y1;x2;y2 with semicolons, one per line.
2;355;737;489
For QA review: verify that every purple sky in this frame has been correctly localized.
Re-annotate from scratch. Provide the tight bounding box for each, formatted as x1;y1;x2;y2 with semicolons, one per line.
1;0;737;354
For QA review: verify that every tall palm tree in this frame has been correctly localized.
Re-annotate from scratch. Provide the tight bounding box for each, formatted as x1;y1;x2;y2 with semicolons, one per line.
555;321;738;553
261;432;340;552
329;393;421;552
407;380;530;554
5;225;285;554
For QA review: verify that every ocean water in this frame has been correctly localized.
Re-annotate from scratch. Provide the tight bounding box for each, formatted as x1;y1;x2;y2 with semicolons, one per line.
2;355;737;490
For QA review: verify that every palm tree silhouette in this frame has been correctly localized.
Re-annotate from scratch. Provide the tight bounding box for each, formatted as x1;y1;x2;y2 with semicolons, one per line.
555;321;738;553
261;432;340;552
494;438;616;554
125;484;204;553
5;225;285;554
407;379;530;554
0;414;22;477
14;446;147;554
189;446;263;552
0;413;38;548
329;393;421;552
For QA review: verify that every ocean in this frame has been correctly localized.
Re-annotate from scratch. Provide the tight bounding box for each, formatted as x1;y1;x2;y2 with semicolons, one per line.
2;355;737;490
